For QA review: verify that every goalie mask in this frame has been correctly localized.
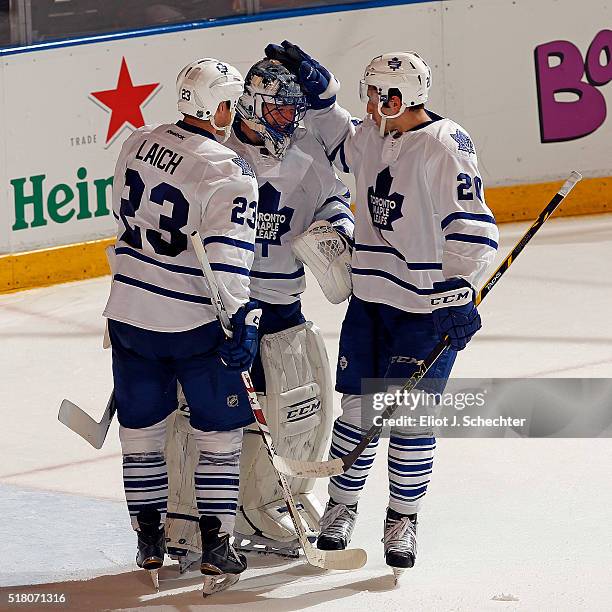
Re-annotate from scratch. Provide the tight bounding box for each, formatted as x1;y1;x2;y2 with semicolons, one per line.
176;58;244;142
237;59;308;159
359;52;431;136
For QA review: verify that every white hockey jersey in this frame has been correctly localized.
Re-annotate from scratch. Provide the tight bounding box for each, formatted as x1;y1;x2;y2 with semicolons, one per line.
104;120;258;332
305;105;499;313
225;124;354;305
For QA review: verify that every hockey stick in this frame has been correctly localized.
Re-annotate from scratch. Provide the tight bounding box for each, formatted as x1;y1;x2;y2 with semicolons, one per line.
58;391;116;450
58;246;118;449
274;170;583;479
189;232;367;571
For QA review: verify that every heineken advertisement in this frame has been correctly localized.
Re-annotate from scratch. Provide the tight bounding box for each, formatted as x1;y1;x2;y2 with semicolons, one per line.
1;0;610;256
11;169;113;231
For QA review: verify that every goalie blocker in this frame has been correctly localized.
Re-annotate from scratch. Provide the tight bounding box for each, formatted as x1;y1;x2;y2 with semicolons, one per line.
165;321;334;560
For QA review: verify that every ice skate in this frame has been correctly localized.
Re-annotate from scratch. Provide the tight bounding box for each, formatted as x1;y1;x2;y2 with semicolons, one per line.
316;501;358;550
199;515;247;596
383;508;417;585
136;509;166;591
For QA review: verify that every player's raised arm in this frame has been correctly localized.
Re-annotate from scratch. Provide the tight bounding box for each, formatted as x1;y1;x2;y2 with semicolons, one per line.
265;40;363;174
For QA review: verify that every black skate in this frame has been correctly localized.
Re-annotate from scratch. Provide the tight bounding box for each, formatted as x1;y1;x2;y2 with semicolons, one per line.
383;508;417;585
316;501;358;551
136;509;166;591
199;515;247;596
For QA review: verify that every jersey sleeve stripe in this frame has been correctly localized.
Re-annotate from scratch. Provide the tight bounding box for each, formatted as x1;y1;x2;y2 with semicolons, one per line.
209;263;251;276
440;212;496;230
327;140;350;173
355;243;443;270
115;246;204;276
352;267;435;295
250;267;305;280
444;233;499;249
114;273;212;304
323;195;351;208
203;235;255;252
327;212;355;224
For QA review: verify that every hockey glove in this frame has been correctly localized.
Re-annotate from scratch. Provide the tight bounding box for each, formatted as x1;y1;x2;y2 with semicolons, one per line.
218;300;262;371
430;278;481;351
264;40;339;109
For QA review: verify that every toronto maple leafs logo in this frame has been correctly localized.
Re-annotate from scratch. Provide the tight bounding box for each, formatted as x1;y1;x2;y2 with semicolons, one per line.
388;57;402;71
256;182;294;257
367;167;404;231
450;129;475;154
216;62;229;75
231;156;255;178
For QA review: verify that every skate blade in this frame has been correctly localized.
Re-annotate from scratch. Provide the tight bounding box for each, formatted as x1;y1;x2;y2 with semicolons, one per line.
201;571;240;596
392;567;405;586
147;568;160;591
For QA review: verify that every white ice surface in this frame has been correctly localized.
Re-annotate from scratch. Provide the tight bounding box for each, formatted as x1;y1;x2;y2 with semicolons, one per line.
0;214;611;610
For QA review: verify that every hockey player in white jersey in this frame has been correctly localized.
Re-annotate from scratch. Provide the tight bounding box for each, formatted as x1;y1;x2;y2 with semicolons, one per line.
164;57;354;566
265;41;499;580
103;58;261;593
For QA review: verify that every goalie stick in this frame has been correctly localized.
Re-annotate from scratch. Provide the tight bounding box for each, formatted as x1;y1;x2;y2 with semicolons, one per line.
273;170;583;479
58;391;116;450
189;231;367;571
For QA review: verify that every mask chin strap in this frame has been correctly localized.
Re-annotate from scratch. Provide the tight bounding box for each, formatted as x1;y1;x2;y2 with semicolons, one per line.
377;100;406;137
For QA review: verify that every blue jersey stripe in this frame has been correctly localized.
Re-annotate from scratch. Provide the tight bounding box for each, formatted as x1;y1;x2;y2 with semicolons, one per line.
324;195;351;208
352;268;435;295
203;235;255;252
114;274;212;304
327;212;355;224
115;246;203;276
328;140;350;173
338;142;350;173
210;263;250;276
250;267;305;280
445;233;499;249
440;211;496;230
355;243;442;270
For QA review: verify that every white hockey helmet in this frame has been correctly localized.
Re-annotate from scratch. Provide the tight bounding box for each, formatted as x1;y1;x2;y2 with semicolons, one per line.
236;58;308;159
359;52;431;135
176;58;244;142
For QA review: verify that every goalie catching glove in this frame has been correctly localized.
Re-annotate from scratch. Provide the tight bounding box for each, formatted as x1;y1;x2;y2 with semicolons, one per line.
292;221;352;304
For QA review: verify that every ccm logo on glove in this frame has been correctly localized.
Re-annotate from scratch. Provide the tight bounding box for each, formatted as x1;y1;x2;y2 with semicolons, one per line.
430;288;471;307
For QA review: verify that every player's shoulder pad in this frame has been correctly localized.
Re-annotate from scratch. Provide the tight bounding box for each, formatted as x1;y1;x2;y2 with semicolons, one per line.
428;118;478;160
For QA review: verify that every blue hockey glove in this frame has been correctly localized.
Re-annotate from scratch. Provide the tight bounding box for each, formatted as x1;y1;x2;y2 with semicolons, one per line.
264;40;339;109
430;278;481;351
218;300;262;371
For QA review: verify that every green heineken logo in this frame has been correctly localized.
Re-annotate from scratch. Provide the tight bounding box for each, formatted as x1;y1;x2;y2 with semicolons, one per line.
11;167;113;230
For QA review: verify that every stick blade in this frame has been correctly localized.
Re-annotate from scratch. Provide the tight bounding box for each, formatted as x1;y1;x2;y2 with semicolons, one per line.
272;455;344;478
58;399;106;449
303;540;367;570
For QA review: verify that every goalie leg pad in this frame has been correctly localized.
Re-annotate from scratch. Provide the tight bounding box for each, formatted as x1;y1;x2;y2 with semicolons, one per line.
165;399;201;559
235;321;332;543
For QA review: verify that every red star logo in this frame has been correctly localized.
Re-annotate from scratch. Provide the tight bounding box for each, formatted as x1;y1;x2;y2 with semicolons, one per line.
91;57;160;144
